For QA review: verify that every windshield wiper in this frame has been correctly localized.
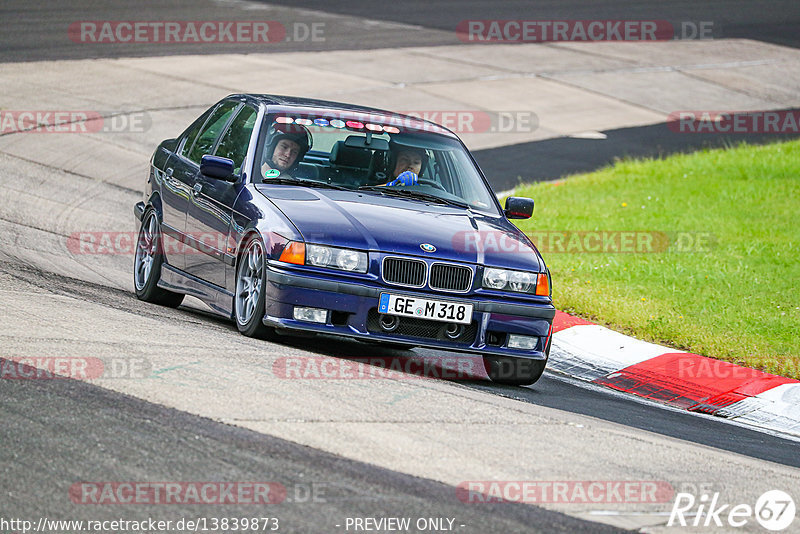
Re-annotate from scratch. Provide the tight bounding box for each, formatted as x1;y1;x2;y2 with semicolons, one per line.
358;186;469;208
262;177;350;191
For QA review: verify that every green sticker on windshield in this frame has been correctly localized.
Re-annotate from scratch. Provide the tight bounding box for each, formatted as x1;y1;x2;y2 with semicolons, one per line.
264;168;280;179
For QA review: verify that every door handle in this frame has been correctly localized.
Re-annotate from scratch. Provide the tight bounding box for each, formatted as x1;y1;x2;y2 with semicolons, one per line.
192;182;203;196
165;167;173;177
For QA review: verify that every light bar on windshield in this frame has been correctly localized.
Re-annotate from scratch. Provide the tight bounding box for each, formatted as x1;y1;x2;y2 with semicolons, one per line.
273;116;403;134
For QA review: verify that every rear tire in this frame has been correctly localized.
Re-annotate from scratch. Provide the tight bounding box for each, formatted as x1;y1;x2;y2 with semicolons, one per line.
235;237;277;340
133;210;184;308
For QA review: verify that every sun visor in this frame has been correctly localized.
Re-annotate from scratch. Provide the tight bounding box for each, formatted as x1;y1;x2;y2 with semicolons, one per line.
388;132;458;151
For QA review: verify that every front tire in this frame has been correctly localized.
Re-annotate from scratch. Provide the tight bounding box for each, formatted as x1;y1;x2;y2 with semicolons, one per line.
133;210;184;308
235;237;277;339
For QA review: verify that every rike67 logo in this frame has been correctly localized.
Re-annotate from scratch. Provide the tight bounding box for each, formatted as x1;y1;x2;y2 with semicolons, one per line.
669;490;796;531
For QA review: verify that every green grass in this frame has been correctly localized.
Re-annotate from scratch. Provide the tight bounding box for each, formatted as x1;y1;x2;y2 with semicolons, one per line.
512;140;800;379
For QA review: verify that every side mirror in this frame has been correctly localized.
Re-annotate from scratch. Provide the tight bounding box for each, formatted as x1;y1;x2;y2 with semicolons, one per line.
200;155;236;181
504;197;534;219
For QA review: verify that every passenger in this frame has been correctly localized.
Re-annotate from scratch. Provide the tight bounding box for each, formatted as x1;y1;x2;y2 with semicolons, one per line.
383;145;426;186
261;123;311;179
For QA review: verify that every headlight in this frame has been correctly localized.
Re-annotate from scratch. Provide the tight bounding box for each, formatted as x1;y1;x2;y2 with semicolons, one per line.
306;244;332;266
482;267;537;294
508;271;534;293
305;244;368;273
336;249;363;271
483;268;508;289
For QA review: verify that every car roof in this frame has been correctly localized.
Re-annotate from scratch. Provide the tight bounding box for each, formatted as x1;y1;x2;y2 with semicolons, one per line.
228;93;457;138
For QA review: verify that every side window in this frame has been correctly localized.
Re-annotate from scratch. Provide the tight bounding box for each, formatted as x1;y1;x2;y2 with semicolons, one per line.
214;105;258;174
431;151;457;194
440;151;463;196
178;108;213;160
187;101;239;164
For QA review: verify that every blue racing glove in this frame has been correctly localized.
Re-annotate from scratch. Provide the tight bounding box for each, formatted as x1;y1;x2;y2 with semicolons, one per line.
385;171;418;186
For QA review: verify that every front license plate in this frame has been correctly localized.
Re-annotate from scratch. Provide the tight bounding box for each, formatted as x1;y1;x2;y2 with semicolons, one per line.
378;293;473;325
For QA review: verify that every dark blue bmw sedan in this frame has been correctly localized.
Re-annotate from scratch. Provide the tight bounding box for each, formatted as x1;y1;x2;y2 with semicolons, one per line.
134;94;554;385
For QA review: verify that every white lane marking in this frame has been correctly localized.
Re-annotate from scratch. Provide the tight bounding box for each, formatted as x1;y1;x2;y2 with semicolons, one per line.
722;383;800;436
568;131;607;139
550;324;675;381
543;372;800;443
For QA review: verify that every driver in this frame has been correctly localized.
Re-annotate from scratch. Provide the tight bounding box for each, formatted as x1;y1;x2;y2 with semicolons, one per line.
261;122;311;179
383;145;426;186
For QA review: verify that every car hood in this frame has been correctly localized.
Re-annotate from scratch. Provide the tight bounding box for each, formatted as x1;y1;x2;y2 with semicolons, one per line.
256;185;543;271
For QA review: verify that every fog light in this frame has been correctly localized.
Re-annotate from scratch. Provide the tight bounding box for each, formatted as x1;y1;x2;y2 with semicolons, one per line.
444;323;464;340
379;314;400;332
507;334;538;350
293;307;328;324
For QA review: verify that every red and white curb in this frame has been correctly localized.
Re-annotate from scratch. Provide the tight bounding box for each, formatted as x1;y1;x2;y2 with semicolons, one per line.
549;311;800;438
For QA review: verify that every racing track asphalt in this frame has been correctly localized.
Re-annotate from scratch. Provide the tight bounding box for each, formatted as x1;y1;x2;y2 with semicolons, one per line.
0;0;455;62
4;0;799;63
4;0;800;186
2;142;800;531
3;259;799;473
0;256;798;533
0;352;622;534
2;1;800;531
257;0;800;50
473;117;800;191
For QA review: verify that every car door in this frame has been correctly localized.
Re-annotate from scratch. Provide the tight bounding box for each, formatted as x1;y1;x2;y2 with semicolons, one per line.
182;100;247;287
159;107;214;271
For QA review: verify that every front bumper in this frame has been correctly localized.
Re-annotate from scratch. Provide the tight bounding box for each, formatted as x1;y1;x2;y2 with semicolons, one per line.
262;263;555;360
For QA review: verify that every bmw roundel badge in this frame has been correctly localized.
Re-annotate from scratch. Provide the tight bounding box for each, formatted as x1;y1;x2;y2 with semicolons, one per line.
420;243;436;253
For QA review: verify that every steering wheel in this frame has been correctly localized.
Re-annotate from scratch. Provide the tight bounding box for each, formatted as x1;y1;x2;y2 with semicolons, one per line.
417;178;446;191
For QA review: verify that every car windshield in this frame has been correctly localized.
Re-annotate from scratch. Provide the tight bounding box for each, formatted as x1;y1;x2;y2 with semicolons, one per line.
254;113;500;214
